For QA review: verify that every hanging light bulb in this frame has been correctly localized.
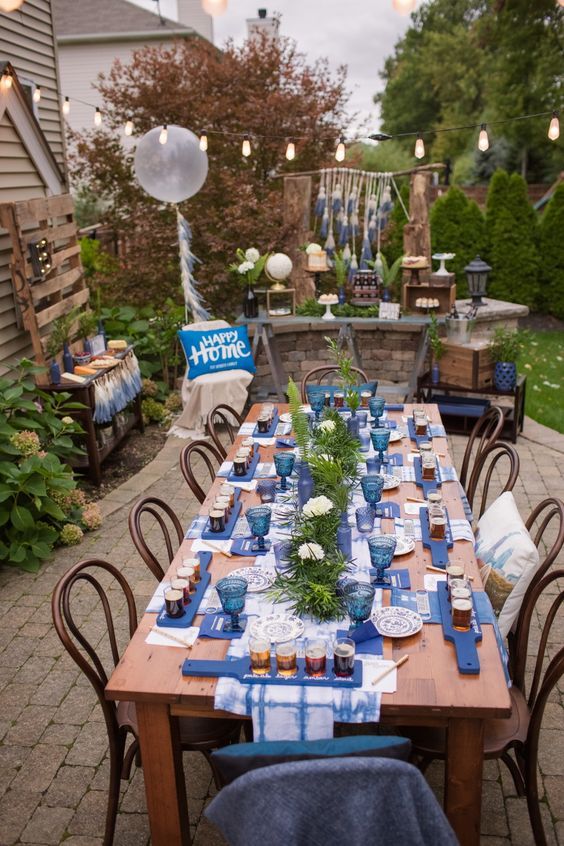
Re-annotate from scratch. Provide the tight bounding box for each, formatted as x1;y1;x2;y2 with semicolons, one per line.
0;0;25;10
392;0;417;14
285;140;296;161
335;136;346;162
478;123;489;152
94;107;102;126
242;133;251;157
32;86;41;103
159;124;168;145
558;0;564;7
414;134;425;159
2;71;13;89
202;0;228;15
548;111;560;141
62;96;70;115
124;120;133;136
199;130;208;151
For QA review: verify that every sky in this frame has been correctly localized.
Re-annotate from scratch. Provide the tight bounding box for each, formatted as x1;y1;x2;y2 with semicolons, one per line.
130;0;412;131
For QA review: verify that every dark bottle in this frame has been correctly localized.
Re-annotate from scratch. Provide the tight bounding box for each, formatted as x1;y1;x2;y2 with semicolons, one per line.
243;285;259;319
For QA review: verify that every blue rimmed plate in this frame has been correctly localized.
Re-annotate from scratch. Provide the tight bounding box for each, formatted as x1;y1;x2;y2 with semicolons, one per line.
371;606;422;638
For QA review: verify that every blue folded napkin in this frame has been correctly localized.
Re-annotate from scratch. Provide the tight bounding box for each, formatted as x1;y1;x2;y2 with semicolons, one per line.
231;537;271;556
337;622;383;656
199;613;248;639
385;404;404;411
369;568;410;589
276;437;296;448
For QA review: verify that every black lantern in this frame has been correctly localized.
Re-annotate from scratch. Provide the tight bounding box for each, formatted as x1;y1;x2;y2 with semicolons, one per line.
464;255;491;307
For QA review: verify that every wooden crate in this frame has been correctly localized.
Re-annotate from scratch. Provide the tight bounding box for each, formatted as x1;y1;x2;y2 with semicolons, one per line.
439;340;494;389
402;282;456;315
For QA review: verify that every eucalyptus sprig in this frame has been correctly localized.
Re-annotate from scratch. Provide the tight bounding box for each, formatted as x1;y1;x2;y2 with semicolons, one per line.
287;377;310;459
325;336;361;412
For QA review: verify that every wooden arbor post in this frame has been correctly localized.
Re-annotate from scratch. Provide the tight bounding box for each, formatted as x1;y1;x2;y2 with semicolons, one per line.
283;175;315;304
403;171;432;281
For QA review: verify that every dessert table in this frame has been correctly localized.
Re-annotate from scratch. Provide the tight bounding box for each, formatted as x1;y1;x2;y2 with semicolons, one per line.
105;403;511;846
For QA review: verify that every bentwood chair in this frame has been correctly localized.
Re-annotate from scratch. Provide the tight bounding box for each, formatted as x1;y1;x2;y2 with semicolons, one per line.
459;406;505;490
207;403;244;458
52;559;242;845
180;439;224;503
300;364;370;403
128;496;184;581
466;442;520;520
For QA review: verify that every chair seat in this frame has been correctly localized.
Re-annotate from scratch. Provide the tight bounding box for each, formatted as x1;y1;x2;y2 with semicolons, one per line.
117;700;242;749
404;686;529;759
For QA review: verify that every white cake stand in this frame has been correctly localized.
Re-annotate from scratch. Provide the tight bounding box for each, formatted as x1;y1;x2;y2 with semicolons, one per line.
319;296;339;320
432;252;456;276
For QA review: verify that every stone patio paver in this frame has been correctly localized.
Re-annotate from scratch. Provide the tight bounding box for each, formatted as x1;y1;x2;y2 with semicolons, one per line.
0;422;562;845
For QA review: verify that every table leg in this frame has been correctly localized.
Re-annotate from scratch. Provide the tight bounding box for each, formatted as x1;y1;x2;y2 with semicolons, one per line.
136;702;190;846
445;717;484;846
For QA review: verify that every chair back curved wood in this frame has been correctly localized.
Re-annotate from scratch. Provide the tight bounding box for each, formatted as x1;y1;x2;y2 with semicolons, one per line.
180;439;224;503
466;442;520;520
207;403;243;458
459;406;505;490
300;365;369;403
128;496;184;581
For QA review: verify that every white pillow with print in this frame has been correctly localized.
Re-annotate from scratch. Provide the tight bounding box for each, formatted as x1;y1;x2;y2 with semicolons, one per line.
474;491;539;638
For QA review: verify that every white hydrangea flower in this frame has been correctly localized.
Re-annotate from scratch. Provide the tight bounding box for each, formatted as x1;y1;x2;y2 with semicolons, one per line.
298;542;325;561
61;416;74;425
245;248;260;263
306;243;322;255
238;260;255;274
318;420;336;433
302;495;334;518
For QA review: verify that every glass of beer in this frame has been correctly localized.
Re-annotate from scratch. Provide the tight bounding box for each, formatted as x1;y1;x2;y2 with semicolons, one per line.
305;638;327;677
249;637;271;675
446;563;465;598
275;639;298;677
333;637;356;678
430;514;446;540
452;597;472;631
164;588;184;619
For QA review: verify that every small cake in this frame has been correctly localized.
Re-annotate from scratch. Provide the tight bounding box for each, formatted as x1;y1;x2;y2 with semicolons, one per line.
307;251;328;272
318;294;339;305
402;255;428;269
108;339;127;351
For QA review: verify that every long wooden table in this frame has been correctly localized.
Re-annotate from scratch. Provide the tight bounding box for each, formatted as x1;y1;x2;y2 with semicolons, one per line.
106;404;511;846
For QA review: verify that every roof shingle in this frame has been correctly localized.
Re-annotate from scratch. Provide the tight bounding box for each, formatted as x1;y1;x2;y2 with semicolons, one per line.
52;0;191;38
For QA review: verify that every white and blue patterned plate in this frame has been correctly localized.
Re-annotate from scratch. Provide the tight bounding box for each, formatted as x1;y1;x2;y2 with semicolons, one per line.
371;607;423;638
279;413;292;424
393;537;416;556
383;474;401;490
250;614;305;643
228;567;273;593
389;430;404;443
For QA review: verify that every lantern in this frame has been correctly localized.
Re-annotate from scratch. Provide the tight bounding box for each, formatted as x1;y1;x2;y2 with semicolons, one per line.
464;255;491;307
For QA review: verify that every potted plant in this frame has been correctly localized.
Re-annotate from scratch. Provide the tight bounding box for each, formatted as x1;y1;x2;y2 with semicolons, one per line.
369;253;403;302
427;313;444;385
333;250;348;304
78;311;98;354
488;328;522;392
230;247;269;319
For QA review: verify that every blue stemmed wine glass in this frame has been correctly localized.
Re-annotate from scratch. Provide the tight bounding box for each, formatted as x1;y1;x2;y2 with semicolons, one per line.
343;582;376;629
360;474;385;517
245;506;272;552
216;576;248;632
371;427;391;464
367;535;397;585
355;505;376;533
274;451;295;492
309;390;325;423
369;396;386;428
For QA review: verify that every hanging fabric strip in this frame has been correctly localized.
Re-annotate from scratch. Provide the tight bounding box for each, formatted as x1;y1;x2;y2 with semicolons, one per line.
176;207;209;325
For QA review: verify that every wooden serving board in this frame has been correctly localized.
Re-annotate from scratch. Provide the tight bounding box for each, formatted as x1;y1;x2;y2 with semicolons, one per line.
419;506;453;567
252;409;279;438
155;551;212;629
181;656;363;687
201;491;242;540
437;582;481;675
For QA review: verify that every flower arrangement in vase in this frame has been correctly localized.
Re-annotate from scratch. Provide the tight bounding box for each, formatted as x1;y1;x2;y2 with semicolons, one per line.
230;247;269;319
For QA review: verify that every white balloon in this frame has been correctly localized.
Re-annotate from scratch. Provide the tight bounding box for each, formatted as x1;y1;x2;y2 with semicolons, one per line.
266;253;293;282
134;125;208;203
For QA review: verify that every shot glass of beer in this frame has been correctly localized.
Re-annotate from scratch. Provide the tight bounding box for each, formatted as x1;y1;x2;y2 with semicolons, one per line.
241;437;255;457
177;566;196;594
446;563;465;598
360;390;372;408
450;578;472;603
275;639;298;677
430;514;446;540
452;598;473;631
170;577;189;605
334;392;345;408
257;415;270;434
249;637;271;676
333;637;355;678
305;638;327;677
209;509;226;533
164;588;184;619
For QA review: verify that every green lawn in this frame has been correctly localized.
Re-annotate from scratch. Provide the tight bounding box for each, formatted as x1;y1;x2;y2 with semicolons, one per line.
520;330;564;434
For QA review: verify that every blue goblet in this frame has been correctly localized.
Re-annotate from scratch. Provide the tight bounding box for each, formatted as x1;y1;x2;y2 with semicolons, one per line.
309;390;325;422
355;505;376;533
343;582;376;629
369;396;386;428
371;427;391;464
360;474;385;516
245;506;272;552
367;535;397;585
216;576;248;632
274;451;295;492
257;479;277;503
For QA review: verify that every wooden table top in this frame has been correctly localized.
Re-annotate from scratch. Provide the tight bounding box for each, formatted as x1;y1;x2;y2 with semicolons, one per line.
106;403;511;723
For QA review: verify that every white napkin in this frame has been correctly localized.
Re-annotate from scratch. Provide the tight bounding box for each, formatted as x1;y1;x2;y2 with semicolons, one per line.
191;538;233;555
146;626;199;648
230;480;257;492
424;573;446;591
360;658;399;693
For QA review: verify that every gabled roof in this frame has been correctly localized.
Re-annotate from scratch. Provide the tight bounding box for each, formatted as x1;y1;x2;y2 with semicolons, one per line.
52;0;195;42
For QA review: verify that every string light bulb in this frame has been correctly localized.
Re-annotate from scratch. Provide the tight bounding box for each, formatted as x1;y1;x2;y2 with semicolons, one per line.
335;136;346;162
392;0;417;14
2;71;13;89
548;111;560;141
94;107;102;126
285;140;296;161
159;124;168;145
414;134;425;159
0;0;25;10
478;124;489;152
201;0;228;15
242;134;251;157
124;120;133;136
32;87;41;103
199;130;208;151
62;96;70;115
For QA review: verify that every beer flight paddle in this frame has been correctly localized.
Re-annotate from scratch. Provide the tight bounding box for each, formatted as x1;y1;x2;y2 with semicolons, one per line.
181;656;363;688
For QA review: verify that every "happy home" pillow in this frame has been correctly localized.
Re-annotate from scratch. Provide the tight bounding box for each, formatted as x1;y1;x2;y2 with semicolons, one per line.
178;325;256;379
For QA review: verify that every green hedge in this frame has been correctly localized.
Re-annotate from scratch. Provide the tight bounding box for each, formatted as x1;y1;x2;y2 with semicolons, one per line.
430;187;486;298
539;183;564;319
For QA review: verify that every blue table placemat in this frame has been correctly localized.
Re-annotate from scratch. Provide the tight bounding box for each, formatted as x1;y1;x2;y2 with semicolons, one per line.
182;656;363;687
198;613;248;639
156;551;212;629
391;587;496;626
437;582;481;675
380;420;397;430
201;493;242;541
231;536;271;556
369;568;410;589
253;410;279;439
377;501;401;519
337;624;383;656
387;454;404;467
385;404;404;412
227;451;260;483
419;506;453;567
413;455;442;497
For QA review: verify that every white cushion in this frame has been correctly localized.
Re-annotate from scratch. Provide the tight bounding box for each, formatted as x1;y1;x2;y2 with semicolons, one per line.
474;491;539;638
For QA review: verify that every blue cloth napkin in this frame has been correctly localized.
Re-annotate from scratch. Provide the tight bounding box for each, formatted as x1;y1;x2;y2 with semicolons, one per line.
369;568;410;589
199;613;248;639
391;589;496;625
337;623;383;656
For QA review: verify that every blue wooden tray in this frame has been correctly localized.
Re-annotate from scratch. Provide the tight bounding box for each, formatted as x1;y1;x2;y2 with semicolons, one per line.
437;582;481;675
156;551;212;629
201;490;242;540
253;409;279;439
407;418;431;446
181;656;363;687
419;506;453;567
413;455;442;497
227;450;260;483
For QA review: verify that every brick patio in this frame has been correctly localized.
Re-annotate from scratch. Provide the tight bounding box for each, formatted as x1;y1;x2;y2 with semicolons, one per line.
0;420;562;846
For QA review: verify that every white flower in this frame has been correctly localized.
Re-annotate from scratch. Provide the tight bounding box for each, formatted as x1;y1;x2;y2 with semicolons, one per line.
318;420;336;433
298;542;325;561
245;248;260;263
306;243;322;255
61;416;73;425
238;260;254;274
302;495;334;518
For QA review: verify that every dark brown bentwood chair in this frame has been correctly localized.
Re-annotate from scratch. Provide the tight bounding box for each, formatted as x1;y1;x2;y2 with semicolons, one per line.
406;497;564;846
128;496;184;581
207;403;244;459
300;365;370;403
459;406;505;490
180;440;224;503
52;559;242;846
466;442;520;520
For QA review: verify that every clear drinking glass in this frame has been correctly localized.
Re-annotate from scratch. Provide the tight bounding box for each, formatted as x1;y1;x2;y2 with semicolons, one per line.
215;576;248;632
245;506;272;552
276;639;298;676
333;637;356;677
249;637;271;675
305;638;327;677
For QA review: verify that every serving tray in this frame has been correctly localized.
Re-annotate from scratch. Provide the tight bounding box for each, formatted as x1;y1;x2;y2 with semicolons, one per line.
155;551;212;629
252;410;280;439
181;656;363;687
437;581;481;674
201;489;242;540
419;506;453;567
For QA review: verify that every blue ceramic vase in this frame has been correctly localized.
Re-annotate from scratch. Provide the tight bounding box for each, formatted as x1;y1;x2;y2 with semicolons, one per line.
49;360;61;385
337;511;352;559
62;343;74;374
347;413;360;439
494;362;516;392
297;462;314;508
431;362;440;385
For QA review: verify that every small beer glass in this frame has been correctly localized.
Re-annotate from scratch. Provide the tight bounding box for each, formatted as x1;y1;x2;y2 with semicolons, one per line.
430;514;446;540
452;598;473;631
164;588;184;619
276;639;298;677
305;638;327;677
171;577;189;605
249;637;271;675
209;509;226;533
333;637;356;678
177;566;196;594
